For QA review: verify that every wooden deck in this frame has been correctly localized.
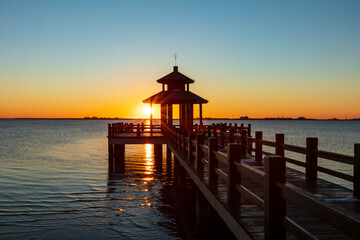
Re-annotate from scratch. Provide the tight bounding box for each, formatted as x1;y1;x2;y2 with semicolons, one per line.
108;132;164;144
108;122;360;239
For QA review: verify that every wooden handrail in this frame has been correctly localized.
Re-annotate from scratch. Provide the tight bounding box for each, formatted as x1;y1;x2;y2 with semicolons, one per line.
161;124;360;239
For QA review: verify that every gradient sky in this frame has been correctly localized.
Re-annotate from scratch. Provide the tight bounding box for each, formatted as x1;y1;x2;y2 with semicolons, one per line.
1;0;359;119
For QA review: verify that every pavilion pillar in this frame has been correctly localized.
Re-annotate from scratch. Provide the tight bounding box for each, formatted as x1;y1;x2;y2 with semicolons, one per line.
167;104;173;126
199;103;203;126
180;104;186;129
161;104;166;131
187;104;193;131
150;103;153;135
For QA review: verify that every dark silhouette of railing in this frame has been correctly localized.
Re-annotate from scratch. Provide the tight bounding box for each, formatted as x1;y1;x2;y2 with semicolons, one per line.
108;122;360;239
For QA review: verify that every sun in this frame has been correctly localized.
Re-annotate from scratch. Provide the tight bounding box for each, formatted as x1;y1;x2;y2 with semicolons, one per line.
143;106;152;117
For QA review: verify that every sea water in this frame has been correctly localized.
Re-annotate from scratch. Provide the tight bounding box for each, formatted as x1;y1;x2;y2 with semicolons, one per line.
0;119;359;239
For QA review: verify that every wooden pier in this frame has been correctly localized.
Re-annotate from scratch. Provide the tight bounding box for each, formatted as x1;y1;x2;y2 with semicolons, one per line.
108;122;360;240
108;66;360;239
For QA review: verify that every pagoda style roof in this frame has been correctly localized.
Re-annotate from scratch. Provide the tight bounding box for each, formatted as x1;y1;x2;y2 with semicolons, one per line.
157;66;194;84
143;90;208;104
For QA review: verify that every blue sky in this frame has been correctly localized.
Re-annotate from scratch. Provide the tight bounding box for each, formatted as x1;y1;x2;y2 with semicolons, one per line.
1;0;359;118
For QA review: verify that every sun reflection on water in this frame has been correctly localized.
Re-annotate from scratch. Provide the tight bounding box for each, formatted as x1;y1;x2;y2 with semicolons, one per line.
144;144;154;181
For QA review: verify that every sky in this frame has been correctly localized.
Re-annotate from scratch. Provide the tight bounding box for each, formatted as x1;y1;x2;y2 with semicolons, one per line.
0;0;359;119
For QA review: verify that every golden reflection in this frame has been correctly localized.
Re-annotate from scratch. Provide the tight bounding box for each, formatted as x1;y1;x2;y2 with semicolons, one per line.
144;144;154;176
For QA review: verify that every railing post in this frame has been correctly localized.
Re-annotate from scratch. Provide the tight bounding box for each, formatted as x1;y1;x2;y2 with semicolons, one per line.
108;123;111;137
240;129;247;157
255;131;263;162
182;129;187;156
208;137;218;187
354;144;360;198
136;123;140;137
188;132;195;164
141;122;144;132
229;127;234;143
264;155;286;240
306;137;318;182
227;143;242;206
220;125;225;148
196;134;205;173
247;136;252;156
275;134;284;157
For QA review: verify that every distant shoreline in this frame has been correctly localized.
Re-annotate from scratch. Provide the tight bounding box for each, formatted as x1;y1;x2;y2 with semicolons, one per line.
0;117;359;121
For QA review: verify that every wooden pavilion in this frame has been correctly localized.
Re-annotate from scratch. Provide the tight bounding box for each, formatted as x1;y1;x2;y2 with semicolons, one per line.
143;66;208;131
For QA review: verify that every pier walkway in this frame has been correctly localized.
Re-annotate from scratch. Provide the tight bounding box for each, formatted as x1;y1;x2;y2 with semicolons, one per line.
107;122;360;240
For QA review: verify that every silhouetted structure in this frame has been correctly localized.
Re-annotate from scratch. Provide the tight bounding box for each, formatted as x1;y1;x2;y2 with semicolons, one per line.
143;66;208;131
107;66;360;239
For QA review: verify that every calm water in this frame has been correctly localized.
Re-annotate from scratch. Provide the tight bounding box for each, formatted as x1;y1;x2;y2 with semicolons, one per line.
0;119;359;239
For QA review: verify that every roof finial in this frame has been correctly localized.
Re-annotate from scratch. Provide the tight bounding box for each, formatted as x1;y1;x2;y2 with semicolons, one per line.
173;53;178;66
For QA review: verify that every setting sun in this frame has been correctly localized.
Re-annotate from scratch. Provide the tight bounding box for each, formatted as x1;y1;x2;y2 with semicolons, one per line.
143;106;152;117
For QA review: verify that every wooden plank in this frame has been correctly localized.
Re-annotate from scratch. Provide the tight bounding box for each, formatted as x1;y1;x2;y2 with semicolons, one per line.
262;140;276;147
201;157;209;167
317;150;354;165
108;137;165;145
262;150;274;156
283;217;318;240
235;161;265;185
215;150;228;164
285;157;306;167
316;165;353;181
167;142;253;240
284;144;307;154
236;183;264;210
279;182;360;239
216;168;228;183
200;144;208;153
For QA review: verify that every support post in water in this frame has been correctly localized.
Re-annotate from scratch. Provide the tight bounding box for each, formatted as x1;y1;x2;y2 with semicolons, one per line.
166;146;172;175
108;143;114;172
174;155;179;186
195;188;210;233
264;155;286;240
154;144;163;173
114;144;125;172
354;144;360;198
306;137;318;182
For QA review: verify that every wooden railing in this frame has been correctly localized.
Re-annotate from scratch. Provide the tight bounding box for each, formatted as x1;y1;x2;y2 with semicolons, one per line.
163;125;360;239
108;122;162;137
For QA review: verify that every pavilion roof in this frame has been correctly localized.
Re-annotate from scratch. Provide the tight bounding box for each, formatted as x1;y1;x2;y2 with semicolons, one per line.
143;90;208;104
156;66;195;84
